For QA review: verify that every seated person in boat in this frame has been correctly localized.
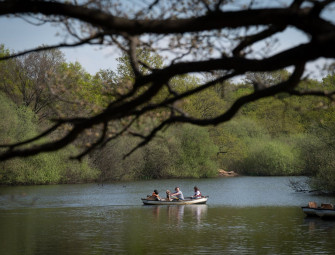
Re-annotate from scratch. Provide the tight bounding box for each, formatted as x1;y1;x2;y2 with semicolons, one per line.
166;190;172;201
192;186;202;199
170;187;184;200
147;190;161;200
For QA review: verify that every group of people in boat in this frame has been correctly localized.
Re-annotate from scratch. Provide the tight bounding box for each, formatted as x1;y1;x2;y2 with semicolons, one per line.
148;186;202;201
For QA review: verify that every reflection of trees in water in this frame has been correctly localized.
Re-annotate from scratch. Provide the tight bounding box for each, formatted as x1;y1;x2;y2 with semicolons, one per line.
151;205;208;226
152;205;161;220
1;193;39;208
304;218;335;233
167;205;185;226
189;205;208;224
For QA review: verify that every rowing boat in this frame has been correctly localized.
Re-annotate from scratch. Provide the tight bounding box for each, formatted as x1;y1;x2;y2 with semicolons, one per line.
141;196;208;205
301;202;335;219
302;207;335;218
301;206;318;217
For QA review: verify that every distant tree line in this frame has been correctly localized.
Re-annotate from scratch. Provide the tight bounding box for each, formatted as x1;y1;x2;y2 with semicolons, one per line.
0;44;335;193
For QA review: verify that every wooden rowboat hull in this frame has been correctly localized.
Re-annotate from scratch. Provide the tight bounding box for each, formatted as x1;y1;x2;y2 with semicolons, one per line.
301;207;319;217
141;197;208;205
302;207;335;219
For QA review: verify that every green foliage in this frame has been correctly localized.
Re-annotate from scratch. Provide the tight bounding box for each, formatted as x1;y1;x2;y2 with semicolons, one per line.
0;93;19;144
92;136;145;181
0;46;66;117
294;124;335;192
116;49;164;79
215;118;267;171
140;124;219;179
182;87;225;119
216;118;304;176
244;70;291;87
1;150;99;185
309;159;335;193
172;124;218;178
1;43;335;193
92;124;218;181
58;148;99;184
141;140;176;179
0;92;98;185
302;135;335;193
221;117;269;140
141;124;219;179
238;138;303;176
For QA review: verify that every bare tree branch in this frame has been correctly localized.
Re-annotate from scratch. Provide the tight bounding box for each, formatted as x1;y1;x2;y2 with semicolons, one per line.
233;25;286;57
127;36;141;77
123;63;305;158
289;89;335;100
0;121;64;149
0;33;105;61
0;1;333;36
72;121;108;160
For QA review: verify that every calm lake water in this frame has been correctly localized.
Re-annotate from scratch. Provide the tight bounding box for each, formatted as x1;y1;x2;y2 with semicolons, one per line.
1;176;335;255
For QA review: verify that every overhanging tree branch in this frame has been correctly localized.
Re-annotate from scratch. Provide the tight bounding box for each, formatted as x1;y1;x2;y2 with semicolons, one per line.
123;63;305;157
0;1;333;35
0;33;106;61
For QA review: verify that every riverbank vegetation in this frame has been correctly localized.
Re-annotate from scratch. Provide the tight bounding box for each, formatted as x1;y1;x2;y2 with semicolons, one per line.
0;44;335;193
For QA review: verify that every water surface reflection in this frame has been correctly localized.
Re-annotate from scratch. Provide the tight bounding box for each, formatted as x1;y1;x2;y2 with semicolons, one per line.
1;177;335;254
2;205;335;254
150;204;208;226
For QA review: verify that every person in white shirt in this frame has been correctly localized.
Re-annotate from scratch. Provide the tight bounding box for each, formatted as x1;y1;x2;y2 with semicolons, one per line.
192;186;202;199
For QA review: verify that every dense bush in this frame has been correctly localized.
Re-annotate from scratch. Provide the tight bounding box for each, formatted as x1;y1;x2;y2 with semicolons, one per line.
92;136;145;181
172;124;219;178
216;118;267;172
1;151;99;185
309;155;335;193
92;124;219;181
141;138;178;179
294;132;335;192
238;138;303;176
0;93;99;185
217;118;305;176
